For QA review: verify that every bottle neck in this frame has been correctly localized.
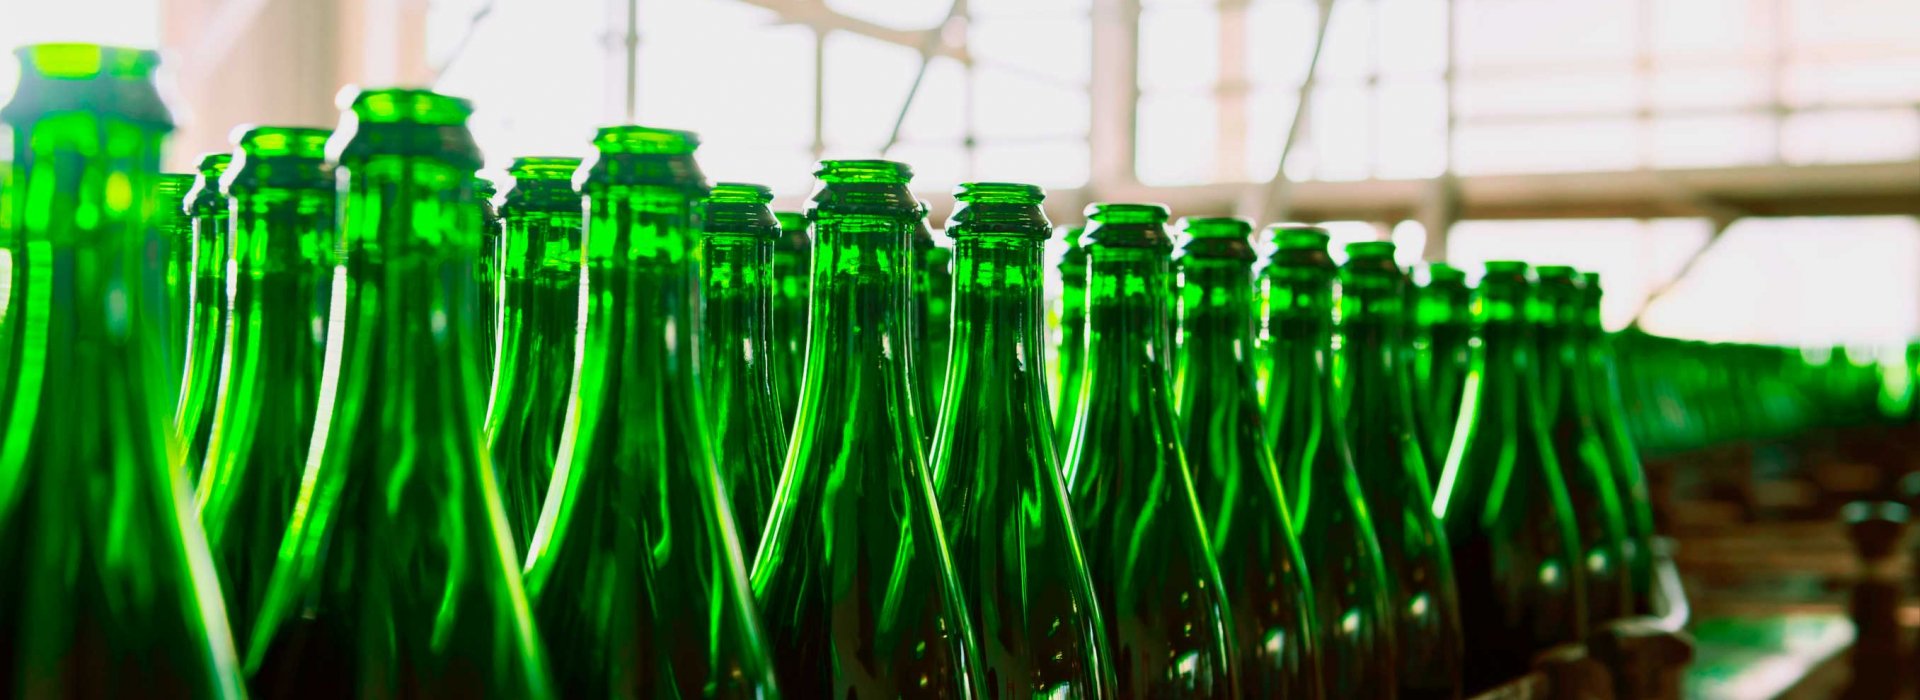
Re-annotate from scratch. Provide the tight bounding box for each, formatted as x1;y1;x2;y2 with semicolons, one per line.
1269;266;1336;397
583;182;702;380
947;235;1049;394
229;187;333;277
701;233;776;375
1472;285;1535;411
1335;268;1412;417
804;209;918;398
1084;248;1175;392
1176;258;1258;388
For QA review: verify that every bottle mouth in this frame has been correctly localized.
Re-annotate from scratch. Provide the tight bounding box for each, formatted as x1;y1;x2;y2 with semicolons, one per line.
186;153;234;213
593;125;700;155
1421;262;1466;285
508;156;583;181
1480;261;1534;290
815;159;912;185
702;182;781;239
339;87;473;126
1084;202;1169;225
1345;240;1395;259
1178;216;1253;240
954;181;1043;205
231;126;330;160
709;182;775;204
1535;264;1579;282
16;43;158;80
472;176;498;200
1267;224;1329;251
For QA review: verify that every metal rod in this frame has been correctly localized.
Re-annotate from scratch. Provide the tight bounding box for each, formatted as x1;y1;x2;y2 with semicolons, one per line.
882;0;967;155
1249;0;1337;224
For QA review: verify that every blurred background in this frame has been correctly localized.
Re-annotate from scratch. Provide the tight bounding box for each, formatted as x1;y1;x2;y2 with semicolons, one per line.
4;1;1920;696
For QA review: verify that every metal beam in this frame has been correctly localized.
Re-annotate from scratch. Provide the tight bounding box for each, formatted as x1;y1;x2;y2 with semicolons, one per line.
736;0;970;63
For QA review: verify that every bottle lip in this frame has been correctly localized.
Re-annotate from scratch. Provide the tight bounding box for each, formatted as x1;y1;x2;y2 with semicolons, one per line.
1535;264;1580;281
186;153;233;211
1484;260;1530;274
593;125;700;155
1345;240;1395;258
1177;216;1253;239
338;87;473;126
472;176;498;199
3;43;173;128
954;181;1044;204
229;125;331;160
1083;202;1169;224
1421;262;1467;284
508;156;583;179
709;181;775;204
815;159;912;184
15;43;159;80
1268;224;1330;251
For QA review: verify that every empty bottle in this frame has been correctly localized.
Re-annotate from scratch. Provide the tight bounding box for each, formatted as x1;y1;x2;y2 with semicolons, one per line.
195;125;336;650
912;201;953;441
484;156;582;554
1052;228;1088;449
752;159;982;698
1259;226;1397;698
1173;216;1322;699
1534;266;1632;624
699;181;790;559
1578;272;1658;613
771;210;810;430
1064;202;1239;698
1432;261;1586;693
1335;241;1465;700
931;182;1117;699
242;87;552;697
523;127;778;698
174;152;233;481
1410;263;1471;485
0;42;244;699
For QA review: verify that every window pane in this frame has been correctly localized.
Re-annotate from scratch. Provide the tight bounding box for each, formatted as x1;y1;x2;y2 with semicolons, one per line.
1639;216;1920;343
976;140;1091;189
974;66;1090;139
1783;57;1920;108
1376;81;1446;178
823;0;951;30
1139;5;1218;91
1376;0;1447;78
970;16;1091;84
1456;72;1637;120
1245;88;1302;181
1652;0;1767;59
638;21;815;148
1651;68;1769;111
900;57;968;143
441;1;613;170
1454;119;1640;174
823;32;920;153
1308;84;1371;181
1246;0;1319;88
1457;0;1635;69
700;146;818;196
1650;115;1773;168
1315;0;1375;82
1137;91;1218;185
972;0;1090;17
1786;0;1920;53
1782;108;1920;164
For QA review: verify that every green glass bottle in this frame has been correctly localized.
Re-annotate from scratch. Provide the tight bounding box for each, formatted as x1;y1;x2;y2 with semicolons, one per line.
483;156;581;555
1578;272;1657;614
1052;228;1087;450
1063;202;1238;698
1534;266;1631;624
699;181;789;560
476;175;502;380
1411;263;1471;485
771;210;810;430
1258;226;1397;698
751;159;981;698
1431;261;1586;693
174;152;232;481
242;88;551;697
1335;241;1465;700
911;201;952;441
930;182;1117;699
1172;216;1322;699
155;172;194;388
523;127;777;698
0;42;244;698
195;125;335;651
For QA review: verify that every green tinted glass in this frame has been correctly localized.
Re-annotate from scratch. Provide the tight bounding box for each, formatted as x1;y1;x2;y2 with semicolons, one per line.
173;151;232;483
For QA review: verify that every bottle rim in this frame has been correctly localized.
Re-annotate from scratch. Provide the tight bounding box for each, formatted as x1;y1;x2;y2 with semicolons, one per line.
593;125;700;155
815;159;912;184
338;87;474;126
186;153;233;212
1177;216;1253;239
1083;202;1169;224
954;181;1044;204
